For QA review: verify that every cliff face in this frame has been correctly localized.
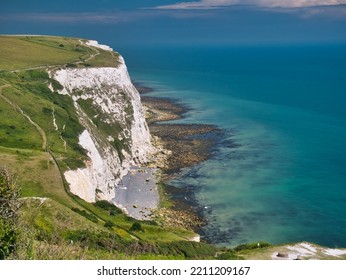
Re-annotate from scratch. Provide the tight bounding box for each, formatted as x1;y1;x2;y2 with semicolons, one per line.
51;42;155;203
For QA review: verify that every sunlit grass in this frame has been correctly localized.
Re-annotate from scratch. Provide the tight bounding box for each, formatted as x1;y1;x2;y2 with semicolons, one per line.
0;36;87;70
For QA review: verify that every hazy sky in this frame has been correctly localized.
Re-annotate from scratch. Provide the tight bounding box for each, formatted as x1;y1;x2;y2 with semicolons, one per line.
1;0;345;46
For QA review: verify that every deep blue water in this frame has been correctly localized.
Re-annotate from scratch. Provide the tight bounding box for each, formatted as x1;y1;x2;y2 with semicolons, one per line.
119;44;346;247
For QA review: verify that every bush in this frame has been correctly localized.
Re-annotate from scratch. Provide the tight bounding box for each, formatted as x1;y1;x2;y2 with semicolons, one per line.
94;200;122;215
0;220;17;259
0;167;21;259
233;242;271;252
63;158;85;170
110;210;118;216
71;208;98;224
104;220;115;229
64;230;128;252
130;222;143;232
216;250;242;260
155;241;218;259
19;70;49;80
49;79;63;91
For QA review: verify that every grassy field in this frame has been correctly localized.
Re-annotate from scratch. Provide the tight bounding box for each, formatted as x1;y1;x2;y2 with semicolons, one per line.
0;36;120;71
0;90;42;150
0;71;87;167
0;146;75;205
0;36;87;70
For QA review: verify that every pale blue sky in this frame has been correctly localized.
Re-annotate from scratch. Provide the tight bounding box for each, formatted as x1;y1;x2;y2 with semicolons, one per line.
1;1;345;46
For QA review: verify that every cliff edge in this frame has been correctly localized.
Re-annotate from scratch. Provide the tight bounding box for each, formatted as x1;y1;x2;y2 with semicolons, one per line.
50;41;156;205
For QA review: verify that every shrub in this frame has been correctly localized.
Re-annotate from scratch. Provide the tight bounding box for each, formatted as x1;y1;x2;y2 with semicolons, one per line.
94;200;122;215
172;241;217;259
155;241;218;259
64;230;128;252
71;208;98;224
233;242;271;252
104;220;115;229
19;70;49;80
0;167;21;259
130;222;143;232
110;210;118;216
0;220;17;259
49;79;63;91
63;158;85;170
216;250;242;260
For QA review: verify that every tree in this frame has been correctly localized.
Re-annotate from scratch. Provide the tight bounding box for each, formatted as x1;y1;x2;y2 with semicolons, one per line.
0;167;21;259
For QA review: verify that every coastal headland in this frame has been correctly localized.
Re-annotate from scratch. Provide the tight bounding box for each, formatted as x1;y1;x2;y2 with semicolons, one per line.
1;36;345;260
1;36;223;260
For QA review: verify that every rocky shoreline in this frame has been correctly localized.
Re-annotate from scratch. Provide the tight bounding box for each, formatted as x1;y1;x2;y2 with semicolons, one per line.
137;83;223;233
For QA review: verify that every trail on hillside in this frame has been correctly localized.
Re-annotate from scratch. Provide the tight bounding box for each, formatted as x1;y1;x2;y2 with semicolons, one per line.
8;43;101;73
0;84;47;151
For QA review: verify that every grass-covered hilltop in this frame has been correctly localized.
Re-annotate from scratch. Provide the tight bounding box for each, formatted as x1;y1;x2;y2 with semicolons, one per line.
0;35;345;260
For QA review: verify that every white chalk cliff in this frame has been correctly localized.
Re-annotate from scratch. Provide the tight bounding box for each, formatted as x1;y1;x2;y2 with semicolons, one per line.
51;41;156;203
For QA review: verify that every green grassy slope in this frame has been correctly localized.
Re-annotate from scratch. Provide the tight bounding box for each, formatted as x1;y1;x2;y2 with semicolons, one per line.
0;36;120;71
0;36;86;70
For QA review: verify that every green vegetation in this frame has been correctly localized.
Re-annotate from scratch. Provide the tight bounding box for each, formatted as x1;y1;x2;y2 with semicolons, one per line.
1;35;311;260
234;241;272;252
0;36;119;71
0;95;42;149
104;220;115;229
93;200;123;216
0;69;88;169
0;167;20;259
130;222;143;232
71;208;99;224
83;49;120;68
0;36;87;71
7;196;242;260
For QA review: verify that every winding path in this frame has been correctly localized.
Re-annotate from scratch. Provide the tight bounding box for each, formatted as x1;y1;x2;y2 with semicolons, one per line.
0;84;47;151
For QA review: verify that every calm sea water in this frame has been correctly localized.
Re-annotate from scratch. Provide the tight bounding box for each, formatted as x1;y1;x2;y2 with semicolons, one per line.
119;44;346;248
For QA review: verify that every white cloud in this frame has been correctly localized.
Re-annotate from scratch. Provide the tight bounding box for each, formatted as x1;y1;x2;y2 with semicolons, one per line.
0;11;146;23
155;0;237;9
155;0;346;9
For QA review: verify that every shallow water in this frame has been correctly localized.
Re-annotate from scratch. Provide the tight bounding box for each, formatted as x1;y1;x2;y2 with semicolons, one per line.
120;44;346;247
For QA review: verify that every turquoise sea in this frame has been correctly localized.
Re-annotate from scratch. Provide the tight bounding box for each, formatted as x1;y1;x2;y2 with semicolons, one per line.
119;44;346;248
